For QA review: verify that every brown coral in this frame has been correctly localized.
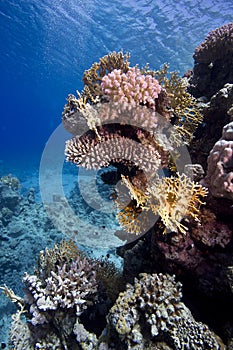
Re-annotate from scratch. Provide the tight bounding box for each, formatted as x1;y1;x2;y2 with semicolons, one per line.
193;22;233;64
82;51;130;101
106;273;222;349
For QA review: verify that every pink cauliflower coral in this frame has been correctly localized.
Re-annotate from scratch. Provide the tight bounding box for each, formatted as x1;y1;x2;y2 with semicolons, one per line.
101;67;162;109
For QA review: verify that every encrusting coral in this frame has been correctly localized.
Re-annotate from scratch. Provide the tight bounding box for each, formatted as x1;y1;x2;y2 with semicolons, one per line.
104;273;223;349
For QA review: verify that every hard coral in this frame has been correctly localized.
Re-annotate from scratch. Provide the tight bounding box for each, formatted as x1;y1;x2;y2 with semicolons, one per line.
101;67;162;109
115;173;208;236
147;174;208;234
106;273;222;349
141;64;203;144
23;254;98;325
82;50;130;101
65;131;161;173
205;121;233;200
193;22;233;64
189;22;233;98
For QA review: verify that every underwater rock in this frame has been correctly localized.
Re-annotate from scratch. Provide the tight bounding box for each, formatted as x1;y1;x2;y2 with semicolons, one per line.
0;183;20;211
189;84;233;170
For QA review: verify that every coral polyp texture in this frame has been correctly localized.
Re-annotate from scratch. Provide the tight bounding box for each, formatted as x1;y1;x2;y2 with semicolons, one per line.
82;50;130;101
193;22;233;64
205;121;233;200
101;67;162;109
3;248;224;349
65;131;161;173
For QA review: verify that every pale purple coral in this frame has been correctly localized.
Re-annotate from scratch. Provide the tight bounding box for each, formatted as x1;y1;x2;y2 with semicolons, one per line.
194;22;233;64
23;256;98;325
101;67;162;109
205;121;233;200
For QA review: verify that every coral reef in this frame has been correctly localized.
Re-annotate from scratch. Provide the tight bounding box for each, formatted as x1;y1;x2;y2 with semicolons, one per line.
65;131;162;173
63;51;205;239
189;22;233;98
3;23;233;349
3;252;225;349
2;241;122;349
205;121;233;200
82;50;130;101
189;83;233;170
115;173;208;235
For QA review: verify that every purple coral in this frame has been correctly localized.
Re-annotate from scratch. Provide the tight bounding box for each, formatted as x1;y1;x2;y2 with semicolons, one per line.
101;67;162;109
194;22;233;63
205;121;233;200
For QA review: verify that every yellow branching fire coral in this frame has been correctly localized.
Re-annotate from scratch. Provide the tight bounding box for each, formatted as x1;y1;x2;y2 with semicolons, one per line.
147;173;208;234
116;173;208;235
115;176;150;235
140;64;203;144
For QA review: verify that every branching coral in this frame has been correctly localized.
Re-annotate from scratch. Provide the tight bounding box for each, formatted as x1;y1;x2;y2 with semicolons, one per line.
3;241;122;349
65;131;161;173
189;22;233;98
193;22;233;64
82;50;130;101
140;63;203;144
101;67;162;109
147;173;208;234
115;173;208;235
24;254;98;325
63;52;206;238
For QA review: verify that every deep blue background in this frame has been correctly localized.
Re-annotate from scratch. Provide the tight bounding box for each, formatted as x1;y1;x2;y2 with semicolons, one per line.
0;0;233;169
